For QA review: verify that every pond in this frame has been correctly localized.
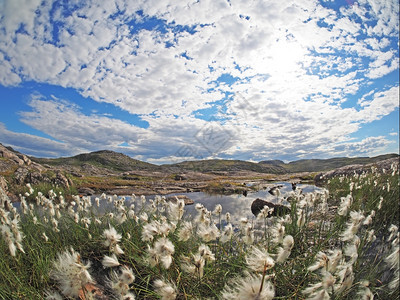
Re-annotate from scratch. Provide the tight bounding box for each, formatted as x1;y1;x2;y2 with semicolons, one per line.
173;181;321;224
88;181;322;224
13;181;322;226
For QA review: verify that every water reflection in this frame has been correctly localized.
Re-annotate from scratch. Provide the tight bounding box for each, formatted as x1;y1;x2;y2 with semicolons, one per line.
171;182;321;224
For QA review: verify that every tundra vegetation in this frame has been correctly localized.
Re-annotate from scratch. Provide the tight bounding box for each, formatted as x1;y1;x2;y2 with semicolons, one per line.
0;161;398;299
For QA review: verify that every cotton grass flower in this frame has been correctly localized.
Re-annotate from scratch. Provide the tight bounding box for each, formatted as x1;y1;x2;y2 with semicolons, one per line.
42;232;49;242
153;237;175;269
103;225;124;255
344;239;359;265
340;210;365;241
119;265;135;284
197;222;220;242
366;229;376;243
308;252;329;272
327;249;342;273
142;220;161;242
271;221;285;243
302;272;335;299
334;265;354;294
377;196;384;209
107;271;130;297
180;253;205;279
1;225;17;256
154;279;177;300
50;248;94;298
225;212;231;223
221;271;275;300
213;204;222;215
305;289;330;300
357;281;374;300
388;224;398;242
220;223;233;243
363;210;375;225
276;235;294;263
246;246;275;273
168;197;185;221
296;208;306;228
102;254;121;268
198;244;215;262
243;224;254;245
337;195;352;216
385;245;399;271
177;221;193;241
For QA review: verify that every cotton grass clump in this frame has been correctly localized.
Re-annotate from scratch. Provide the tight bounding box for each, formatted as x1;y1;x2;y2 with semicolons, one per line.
0;160;398;299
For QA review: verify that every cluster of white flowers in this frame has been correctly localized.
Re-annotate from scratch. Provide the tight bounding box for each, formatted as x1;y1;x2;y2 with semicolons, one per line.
0;164;397;300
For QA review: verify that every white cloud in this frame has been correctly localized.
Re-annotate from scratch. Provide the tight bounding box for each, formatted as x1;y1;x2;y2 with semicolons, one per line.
0;0;43;36
0;0;398;161
332;136;394;157
0;122;76;158
356;86;399;123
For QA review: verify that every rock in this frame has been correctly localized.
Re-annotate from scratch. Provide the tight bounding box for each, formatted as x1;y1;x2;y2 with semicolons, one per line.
14;167;29;184
174;174;186;181
0;176;8;192
53;172;71;188
78;187;95;196
314;157;399;184
251;198;291;217
166;195;194;205
0;184;11;207
71;171;84;177
28;171;45;185
268;186;283;196
0;144;32;166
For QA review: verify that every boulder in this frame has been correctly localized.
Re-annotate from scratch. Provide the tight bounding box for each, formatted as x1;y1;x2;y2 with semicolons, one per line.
251;198;291;217
53;172;71;188
0;144;32;166
314;157;399;184
78;187;95;196
0;176;8;192
166;195;194;205
14;167;29;184
174;174;186;181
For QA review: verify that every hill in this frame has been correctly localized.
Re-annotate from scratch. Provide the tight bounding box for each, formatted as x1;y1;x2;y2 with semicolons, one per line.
32;150;161;173
259;154;399;173
1;142;398;198
164;159;287;174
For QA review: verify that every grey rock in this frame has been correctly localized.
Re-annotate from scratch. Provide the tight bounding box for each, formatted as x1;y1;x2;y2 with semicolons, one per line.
251;198;291;217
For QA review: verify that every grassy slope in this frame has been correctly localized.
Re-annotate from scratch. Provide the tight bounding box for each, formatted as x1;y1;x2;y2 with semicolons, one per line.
164;159;287;174
0;163;398;299
261;153;399;173
32;150;161;172
30;149;399;175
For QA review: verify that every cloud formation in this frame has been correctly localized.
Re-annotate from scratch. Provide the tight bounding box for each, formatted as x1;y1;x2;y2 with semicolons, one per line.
0;0;398;162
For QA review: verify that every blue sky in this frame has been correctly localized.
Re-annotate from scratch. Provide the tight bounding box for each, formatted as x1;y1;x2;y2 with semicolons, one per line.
0;0;398;164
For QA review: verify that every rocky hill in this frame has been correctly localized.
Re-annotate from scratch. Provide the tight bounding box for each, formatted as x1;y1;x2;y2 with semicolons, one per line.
0;142;398;199
32;150;161;174
259;154;399;173
0;144;71;200
164;159;287;174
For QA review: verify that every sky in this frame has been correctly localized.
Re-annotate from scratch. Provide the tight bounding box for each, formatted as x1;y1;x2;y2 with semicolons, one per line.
0;0;398;165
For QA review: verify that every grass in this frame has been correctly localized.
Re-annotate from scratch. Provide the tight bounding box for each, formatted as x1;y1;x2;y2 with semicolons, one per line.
0;162;399;299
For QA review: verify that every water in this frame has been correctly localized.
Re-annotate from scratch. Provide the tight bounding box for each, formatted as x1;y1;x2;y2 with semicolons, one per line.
167;182;321;224
13;182;321;225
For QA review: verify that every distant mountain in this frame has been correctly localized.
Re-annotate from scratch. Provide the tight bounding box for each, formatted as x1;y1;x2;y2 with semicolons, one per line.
165;159;286;174
258;159;285;166
259;154;399;173
2;143;398;198
32;150;161;172
31;150;399;174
